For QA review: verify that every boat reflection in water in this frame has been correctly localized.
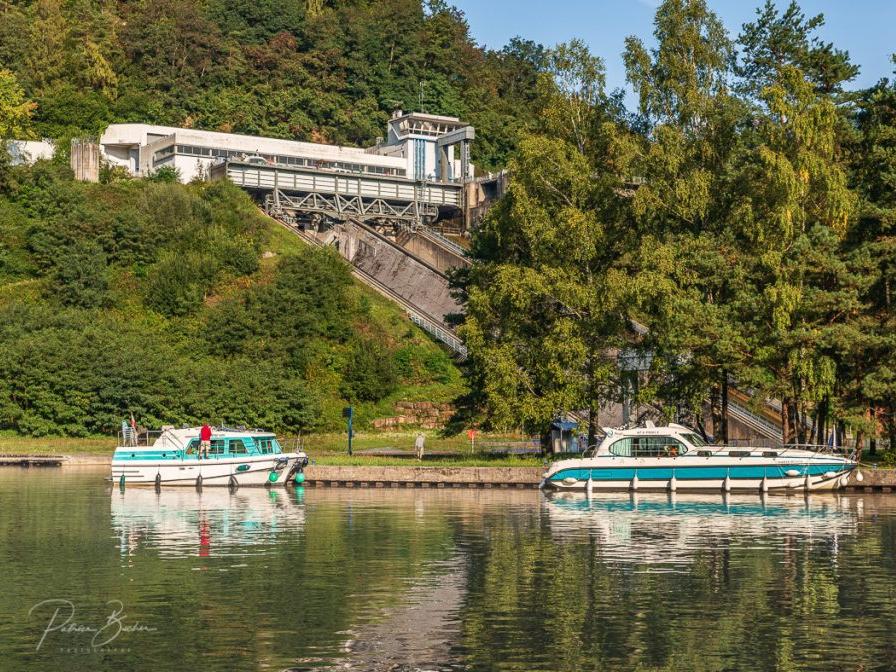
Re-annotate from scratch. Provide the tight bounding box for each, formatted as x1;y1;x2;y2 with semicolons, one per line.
110;486;306;559
542;491;859;566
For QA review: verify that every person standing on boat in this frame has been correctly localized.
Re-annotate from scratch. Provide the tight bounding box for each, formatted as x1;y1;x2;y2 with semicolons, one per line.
199;423;212;459
414;432;425;460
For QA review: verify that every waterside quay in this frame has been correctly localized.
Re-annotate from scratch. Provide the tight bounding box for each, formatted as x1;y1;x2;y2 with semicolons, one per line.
6;457;896;492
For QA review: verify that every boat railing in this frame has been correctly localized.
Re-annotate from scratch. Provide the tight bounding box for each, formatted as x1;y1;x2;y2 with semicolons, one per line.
706;443;855;459
117;429;163;448
778;443;856;459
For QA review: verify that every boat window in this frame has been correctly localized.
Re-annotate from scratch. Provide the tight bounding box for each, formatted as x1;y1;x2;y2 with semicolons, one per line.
185;439;199;455
762;451;779;458
682;433;708;447
728;450;752;458
697;450;714;457
609;437;687;458
209;439;225;455
257;438;273;454
229;439;247;455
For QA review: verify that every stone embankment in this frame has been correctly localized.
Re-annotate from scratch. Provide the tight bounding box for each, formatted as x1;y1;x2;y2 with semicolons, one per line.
371;402;454;429
843;468;896;492
304;465;543;488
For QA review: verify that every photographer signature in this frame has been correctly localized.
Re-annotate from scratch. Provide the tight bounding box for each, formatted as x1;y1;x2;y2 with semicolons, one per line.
29;599;157;652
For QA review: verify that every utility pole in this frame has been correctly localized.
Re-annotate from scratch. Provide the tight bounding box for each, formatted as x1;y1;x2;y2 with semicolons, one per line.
343;406;354;455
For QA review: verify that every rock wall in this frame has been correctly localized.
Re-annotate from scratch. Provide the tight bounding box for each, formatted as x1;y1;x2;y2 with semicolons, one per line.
372;401;455;429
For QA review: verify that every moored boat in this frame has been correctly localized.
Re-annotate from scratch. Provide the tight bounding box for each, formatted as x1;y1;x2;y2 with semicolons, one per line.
111;426;308;487
540;423;856;493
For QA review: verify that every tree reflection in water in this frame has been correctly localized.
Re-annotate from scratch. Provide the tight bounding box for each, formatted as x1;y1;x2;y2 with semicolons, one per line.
2;470;895;672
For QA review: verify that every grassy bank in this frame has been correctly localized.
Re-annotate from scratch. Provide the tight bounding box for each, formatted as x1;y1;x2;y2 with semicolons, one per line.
0;434;115;455
0;431;544;467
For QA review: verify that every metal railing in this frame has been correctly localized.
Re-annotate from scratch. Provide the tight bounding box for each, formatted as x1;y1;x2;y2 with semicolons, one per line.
419;225;468;258
727;399;783;441
117;429;163;447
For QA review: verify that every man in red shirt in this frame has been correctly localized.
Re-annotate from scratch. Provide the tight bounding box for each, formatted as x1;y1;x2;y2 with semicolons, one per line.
199;423;212;459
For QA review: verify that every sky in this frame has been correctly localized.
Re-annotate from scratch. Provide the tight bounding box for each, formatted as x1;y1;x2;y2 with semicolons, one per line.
450;0;896;95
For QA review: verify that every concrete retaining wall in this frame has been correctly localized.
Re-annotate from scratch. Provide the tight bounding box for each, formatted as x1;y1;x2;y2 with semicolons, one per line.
304;465;543;487
340;221;460;322
843;468;896;491
398;233;467;275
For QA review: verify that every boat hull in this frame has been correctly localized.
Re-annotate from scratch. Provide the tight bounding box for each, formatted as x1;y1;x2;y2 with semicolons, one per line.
541;458;855;493
111;453;306;486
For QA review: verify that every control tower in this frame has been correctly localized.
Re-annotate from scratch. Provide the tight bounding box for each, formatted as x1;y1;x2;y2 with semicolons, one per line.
374;110;475;183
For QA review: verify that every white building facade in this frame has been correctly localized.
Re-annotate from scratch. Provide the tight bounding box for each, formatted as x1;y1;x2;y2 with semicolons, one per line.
97;111;474;185
5;139;55;165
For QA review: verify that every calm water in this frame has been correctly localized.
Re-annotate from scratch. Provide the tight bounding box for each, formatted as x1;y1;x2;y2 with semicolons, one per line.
2;469;896;671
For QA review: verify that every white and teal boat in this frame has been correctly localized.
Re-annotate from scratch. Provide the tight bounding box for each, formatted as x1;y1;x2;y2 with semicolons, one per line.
540;423;857;493
111;426;309;487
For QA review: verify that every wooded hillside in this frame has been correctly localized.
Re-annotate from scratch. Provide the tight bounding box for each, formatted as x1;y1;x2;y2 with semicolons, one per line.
0;163;463;435
0;0;546;171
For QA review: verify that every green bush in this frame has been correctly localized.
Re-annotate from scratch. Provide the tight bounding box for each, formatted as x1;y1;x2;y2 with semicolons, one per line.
341;338;398;403
0;166;462;436
48;239;109;308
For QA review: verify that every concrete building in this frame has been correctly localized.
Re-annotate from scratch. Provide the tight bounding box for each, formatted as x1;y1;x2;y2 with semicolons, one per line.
5;139;55;165
97;110;474;185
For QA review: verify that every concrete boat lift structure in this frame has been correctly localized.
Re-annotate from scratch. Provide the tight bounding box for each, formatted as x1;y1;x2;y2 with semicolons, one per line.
78;112;486;356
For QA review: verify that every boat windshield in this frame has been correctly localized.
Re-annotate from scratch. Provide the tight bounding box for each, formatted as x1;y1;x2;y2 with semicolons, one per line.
682;433;708;447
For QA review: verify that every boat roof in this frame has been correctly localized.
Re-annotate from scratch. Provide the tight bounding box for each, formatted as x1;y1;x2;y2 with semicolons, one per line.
601;422;697;439
148;426;276;450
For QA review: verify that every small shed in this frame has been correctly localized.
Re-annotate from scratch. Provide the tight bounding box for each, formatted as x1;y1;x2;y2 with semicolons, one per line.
550;418;579;454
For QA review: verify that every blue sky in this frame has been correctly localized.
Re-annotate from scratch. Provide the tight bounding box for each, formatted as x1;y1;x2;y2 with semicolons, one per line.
451;0;896;94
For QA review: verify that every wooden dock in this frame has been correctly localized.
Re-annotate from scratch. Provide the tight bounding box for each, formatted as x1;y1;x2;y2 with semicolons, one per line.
0;454;67;467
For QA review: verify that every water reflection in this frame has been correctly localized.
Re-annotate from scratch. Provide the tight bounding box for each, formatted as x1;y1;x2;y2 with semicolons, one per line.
543;491;859;566
4;469;895;672
110;486;306;559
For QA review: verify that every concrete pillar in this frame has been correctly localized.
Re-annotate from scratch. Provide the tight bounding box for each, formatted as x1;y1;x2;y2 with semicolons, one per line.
439;145;449;182
70;139;100;182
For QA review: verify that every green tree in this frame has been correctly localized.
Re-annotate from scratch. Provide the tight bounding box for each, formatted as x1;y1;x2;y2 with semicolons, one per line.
846;65;896;452
49;238;109;309
736;1;859;97
622;0;746;438
341;338;398;403
459;41;632;444
0;69;36;138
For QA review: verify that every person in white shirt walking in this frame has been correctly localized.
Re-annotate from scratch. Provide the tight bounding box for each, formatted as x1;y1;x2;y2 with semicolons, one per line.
414;433;425;460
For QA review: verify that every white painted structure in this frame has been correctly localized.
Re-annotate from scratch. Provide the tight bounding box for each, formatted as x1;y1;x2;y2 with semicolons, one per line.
5;139;55;165
98;111;474;185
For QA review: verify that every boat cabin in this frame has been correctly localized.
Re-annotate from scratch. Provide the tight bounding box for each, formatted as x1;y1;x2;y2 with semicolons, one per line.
113;427;285;461
595;423;709;457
